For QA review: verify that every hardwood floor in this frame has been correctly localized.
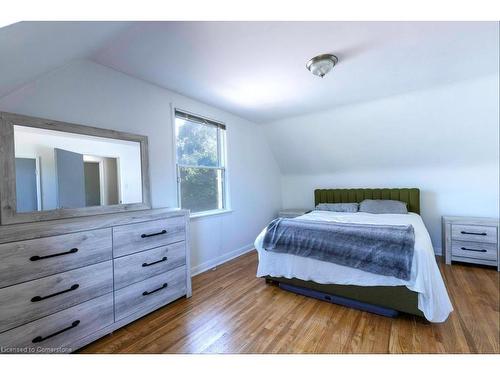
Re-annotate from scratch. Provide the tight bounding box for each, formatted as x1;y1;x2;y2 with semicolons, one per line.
80;250;499;354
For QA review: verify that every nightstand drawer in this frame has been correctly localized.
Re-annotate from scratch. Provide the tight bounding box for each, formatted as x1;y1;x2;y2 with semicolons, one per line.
451;224;497;244
452;240;498;261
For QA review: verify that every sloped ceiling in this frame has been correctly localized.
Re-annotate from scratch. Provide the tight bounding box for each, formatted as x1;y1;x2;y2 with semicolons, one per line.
264;74;499;174
0;21;498;123
0;21;130;99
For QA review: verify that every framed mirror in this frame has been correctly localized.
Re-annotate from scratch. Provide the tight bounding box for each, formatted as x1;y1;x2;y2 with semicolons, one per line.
0;112;151;225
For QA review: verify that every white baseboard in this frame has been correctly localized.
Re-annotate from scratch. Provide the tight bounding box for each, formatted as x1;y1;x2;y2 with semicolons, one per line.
190;243;255;277
434;246;443;256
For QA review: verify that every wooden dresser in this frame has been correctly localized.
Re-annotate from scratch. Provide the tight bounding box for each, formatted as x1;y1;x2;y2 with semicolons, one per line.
0;208;190;353
442;216;499;271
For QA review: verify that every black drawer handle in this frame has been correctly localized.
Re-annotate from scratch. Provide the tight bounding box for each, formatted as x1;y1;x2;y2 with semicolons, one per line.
461;247;487;253
142;257;168;267
32;320;80;343
142;283;168;296
30;248;78;261
31;284;80;302
141;230;167;238
460;231;487;236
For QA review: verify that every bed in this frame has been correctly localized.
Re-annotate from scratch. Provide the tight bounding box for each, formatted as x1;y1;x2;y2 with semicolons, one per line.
255;188;453;323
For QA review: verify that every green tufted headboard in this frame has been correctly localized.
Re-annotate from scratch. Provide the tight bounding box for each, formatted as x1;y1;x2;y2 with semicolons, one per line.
314;188;420;214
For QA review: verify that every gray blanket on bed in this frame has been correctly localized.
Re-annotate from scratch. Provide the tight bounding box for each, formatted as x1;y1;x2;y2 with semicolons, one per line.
262;218;415;280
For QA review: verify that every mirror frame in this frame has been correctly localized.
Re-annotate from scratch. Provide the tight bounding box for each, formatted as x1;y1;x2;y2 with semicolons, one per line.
0;111;151;225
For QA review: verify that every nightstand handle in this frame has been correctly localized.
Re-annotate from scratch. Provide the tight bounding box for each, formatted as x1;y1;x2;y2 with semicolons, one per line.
460;231;487;236
461;247;487;253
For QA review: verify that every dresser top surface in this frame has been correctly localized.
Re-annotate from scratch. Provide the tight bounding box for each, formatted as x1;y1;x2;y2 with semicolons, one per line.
442;216;499;225
0;208;189;244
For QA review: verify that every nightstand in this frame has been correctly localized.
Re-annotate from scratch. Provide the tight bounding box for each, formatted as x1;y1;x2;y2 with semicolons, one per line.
278;208;312;218
442;216;499;271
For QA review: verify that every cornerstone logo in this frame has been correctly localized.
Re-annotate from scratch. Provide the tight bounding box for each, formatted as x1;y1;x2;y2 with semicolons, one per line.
0;346;72;354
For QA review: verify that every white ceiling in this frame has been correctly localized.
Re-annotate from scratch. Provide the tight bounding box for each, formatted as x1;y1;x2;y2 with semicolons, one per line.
1;21;498;123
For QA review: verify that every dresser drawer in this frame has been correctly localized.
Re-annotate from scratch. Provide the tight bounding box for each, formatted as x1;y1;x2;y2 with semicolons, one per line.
451;224;497;244
452;240;498;261
113;217;186;257
114;242;186;290
114;265;186;321
0;261;112;333
0;228;112;288
0;293;113;352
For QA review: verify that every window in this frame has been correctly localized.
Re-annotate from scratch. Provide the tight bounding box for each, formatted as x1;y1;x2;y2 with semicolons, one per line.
174;109;227;214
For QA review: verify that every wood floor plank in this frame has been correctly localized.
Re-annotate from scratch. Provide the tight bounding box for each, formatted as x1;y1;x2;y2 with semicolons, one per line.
79;251;500;354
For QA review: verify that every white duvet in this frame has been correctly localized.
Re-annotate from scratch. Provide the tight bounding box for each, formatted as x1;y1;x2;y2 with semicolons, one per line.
255;210;453;322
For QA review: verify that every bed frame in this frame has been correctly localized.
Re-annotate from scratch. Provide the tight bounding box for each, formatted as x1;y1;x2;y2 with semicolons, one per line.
265;188;424;318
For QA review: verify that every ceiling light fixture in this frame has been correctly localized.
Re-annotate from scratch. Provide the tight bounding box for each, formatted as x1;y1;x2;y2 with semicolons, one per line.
306;54;338;78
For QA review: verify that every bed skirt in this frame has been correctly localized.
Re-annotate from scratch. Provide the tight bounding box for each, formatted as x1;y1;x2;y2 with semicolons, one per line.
265;276;424;318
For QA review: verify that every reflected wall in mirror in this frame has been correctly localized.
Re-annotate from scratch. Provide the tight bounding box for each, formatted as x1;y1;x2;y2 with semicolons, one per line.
14;125;143;212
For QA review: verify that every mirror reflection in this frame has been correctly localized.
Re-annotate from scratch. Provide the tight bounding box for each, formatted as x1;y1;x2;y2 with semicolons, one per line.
14;125;143;212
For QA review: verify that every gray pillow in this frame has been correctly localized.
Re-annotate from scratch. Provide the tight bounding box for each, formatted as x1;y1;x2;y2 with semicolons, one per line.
359;199;408;214
315;203;359;213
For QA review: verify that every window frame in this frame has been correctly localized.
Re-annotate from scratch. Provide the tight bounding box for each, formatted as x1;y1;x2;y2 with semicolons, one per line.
172;107;228;217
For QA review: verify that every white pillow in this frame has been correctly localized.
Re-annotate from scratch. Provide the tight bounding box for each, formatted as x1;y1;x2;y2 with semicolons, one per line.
359;199;408;214
315;203;359;213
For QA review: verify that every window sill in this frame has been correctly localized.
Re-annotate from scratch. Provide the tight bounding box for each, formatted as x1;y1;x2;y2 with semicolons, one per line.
189;209;233;220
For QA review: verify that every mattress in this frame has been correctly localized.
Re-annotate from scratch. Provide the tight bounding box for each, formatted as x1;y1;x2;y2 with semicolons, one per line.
255;210;453;322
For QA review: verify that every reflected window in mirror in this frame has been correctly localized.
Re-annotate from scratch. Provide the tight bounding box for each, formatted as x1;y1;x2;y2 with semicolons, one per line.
13;125;143;212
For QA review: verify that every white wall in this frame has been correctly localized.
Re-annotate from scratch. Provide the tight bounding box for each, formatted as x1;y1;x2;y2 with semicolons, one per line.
0;59;282;273
2;58;497;261
264;75;499;252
